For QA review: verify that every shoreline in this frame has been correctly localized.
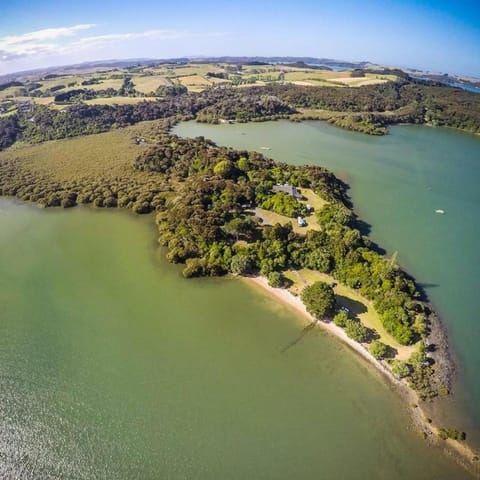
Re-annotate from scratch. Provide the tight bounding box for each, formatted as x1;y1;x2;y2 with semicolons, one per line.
243;275;480;478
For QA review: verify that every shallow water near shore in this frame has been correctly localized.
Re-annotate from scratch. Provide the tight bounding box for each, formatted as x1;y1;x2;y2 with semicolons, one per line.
174;119;480;447
0;199;470;478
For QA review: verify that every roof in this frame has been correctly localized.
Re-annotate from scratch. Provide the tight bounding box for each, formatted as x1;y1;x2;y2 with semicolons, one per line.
272;184;302;199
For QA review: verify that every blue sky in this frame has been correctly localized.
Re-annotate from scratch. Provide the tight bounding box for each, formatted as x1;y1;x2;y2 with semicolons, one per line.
0;0;479;76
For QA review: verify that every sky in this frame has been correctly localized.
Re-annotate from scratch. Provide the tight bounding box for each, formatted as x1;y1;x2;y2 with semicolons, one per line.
0;0;479;77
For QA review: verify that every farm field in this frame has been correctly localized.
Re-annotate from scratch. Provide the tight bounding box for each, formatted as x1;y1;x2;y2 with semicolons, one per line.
0;61;401;116
131;75;171;93
83;96;158;105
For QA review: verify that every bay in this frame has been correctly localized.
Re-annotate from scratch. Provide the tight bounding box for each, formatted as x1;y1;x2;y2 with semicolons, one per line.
0;199;469;479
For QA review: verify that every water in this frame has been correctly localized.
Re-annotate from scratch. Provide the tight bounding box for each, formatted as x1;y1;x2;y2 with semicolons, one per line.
411;76;480;94
174;120;480;444
0;199;469;479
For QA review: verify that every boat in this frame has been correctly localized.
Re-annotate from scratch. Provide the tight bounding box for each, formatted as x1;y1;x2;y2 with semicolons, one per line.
435;209;445;214
260;146;271;150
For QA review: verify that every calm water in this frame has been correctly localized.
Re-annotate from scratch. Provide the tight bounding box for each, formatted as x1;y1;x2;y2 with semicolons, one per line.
175;120;480;445
0;200;469;479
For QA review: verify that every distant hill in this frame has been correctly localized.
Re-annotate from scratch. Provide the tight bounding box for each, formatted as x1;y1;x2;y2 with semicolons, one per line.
1;56;478;93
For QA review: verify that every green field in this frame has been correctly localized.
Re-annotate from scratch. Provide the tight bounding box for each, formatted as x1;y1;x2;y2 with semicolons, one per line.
83;96;158;105
132;75;171;93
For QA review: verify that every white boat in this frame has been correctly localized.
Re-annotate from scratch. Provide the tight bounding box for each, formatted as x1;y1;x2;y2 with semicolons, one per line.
260;146;271;150
435;209;445;214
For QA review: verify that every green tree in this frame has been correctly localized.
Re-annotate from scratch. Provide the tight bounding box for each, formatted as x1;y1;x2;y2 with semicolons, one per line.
267;271;287;288
333;310;349;327
344;318;370;342
230;254;251;275
391;360;411;379
409;342;427;366
214;159;236;178
413;313;427;337
301;281;336;320
182;258;205;278
369;340;389;360
223;217;256;241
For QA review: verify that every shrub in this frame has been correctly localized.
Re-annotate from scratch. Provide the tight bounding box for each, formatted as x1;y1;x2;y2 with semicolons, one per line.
267;271;287;288
333;310;349;328
344;318;370;343
369;340;389;360
391;360;411;379
182;258;205;278
438;429;466;441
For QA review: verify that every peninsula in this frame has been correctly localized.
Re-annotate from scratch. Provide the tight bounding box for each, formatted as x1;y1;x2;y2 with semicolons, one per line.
0;60;479;477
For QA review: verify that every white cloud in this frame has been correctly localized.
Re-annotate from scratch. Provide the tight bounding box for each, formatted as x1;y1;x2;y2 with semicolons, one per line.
0;24;96;61
69;29;190;50
68;29;226;52
0;25;225;65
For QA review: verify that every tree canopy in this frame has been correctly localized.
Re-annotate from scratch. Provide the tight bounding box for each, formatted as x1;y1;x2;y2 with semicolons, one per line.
301;281;336;320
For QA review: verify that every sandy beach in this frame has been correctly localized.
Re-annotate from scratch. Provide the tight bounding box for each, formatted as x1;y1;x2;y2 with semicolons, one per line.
244;275;480;478
245;276;402;385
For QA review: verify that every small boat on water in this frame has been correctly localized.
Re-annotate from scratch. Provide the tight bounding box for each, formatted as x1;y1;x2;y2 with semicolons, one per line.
435;209;446;214
260;146;271;150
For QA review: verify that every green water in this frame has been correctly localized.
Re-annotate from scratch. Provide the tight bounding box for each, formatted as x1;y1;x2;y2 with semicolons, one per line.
174;120;480;445
0;200;469;479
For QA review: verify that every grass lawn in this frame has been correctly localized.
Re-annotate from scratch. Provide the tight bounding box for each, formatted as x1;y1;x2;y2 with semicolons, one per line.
83;96;158;105
39;75;85;90
33;97;56;105
178;74;212;91
300;188;327;212
284;268;416;359
87;78;124;91
0;86;26;100
255;188;326;234
132;75;171;94
282;69;396;87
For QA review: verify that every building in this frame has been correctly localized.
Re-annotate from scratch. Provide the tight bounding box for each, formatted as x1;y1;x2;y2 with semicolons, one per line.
272;184;302;200
17;100;33;114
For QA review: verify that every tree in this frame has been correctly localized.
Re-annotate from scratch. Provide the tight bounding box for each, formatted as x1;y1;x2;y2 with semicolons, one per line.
391;360;411;379
413;313;427;337
369;340;389;360
182;258;205;278
409;342;428;366
237;156;249;171
333;310;349;327
214;159;236;178
230;254;251;275
301;281;336;320
344;319;370;342
155;84;188;96
267;271;288;288
223;217;257;241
